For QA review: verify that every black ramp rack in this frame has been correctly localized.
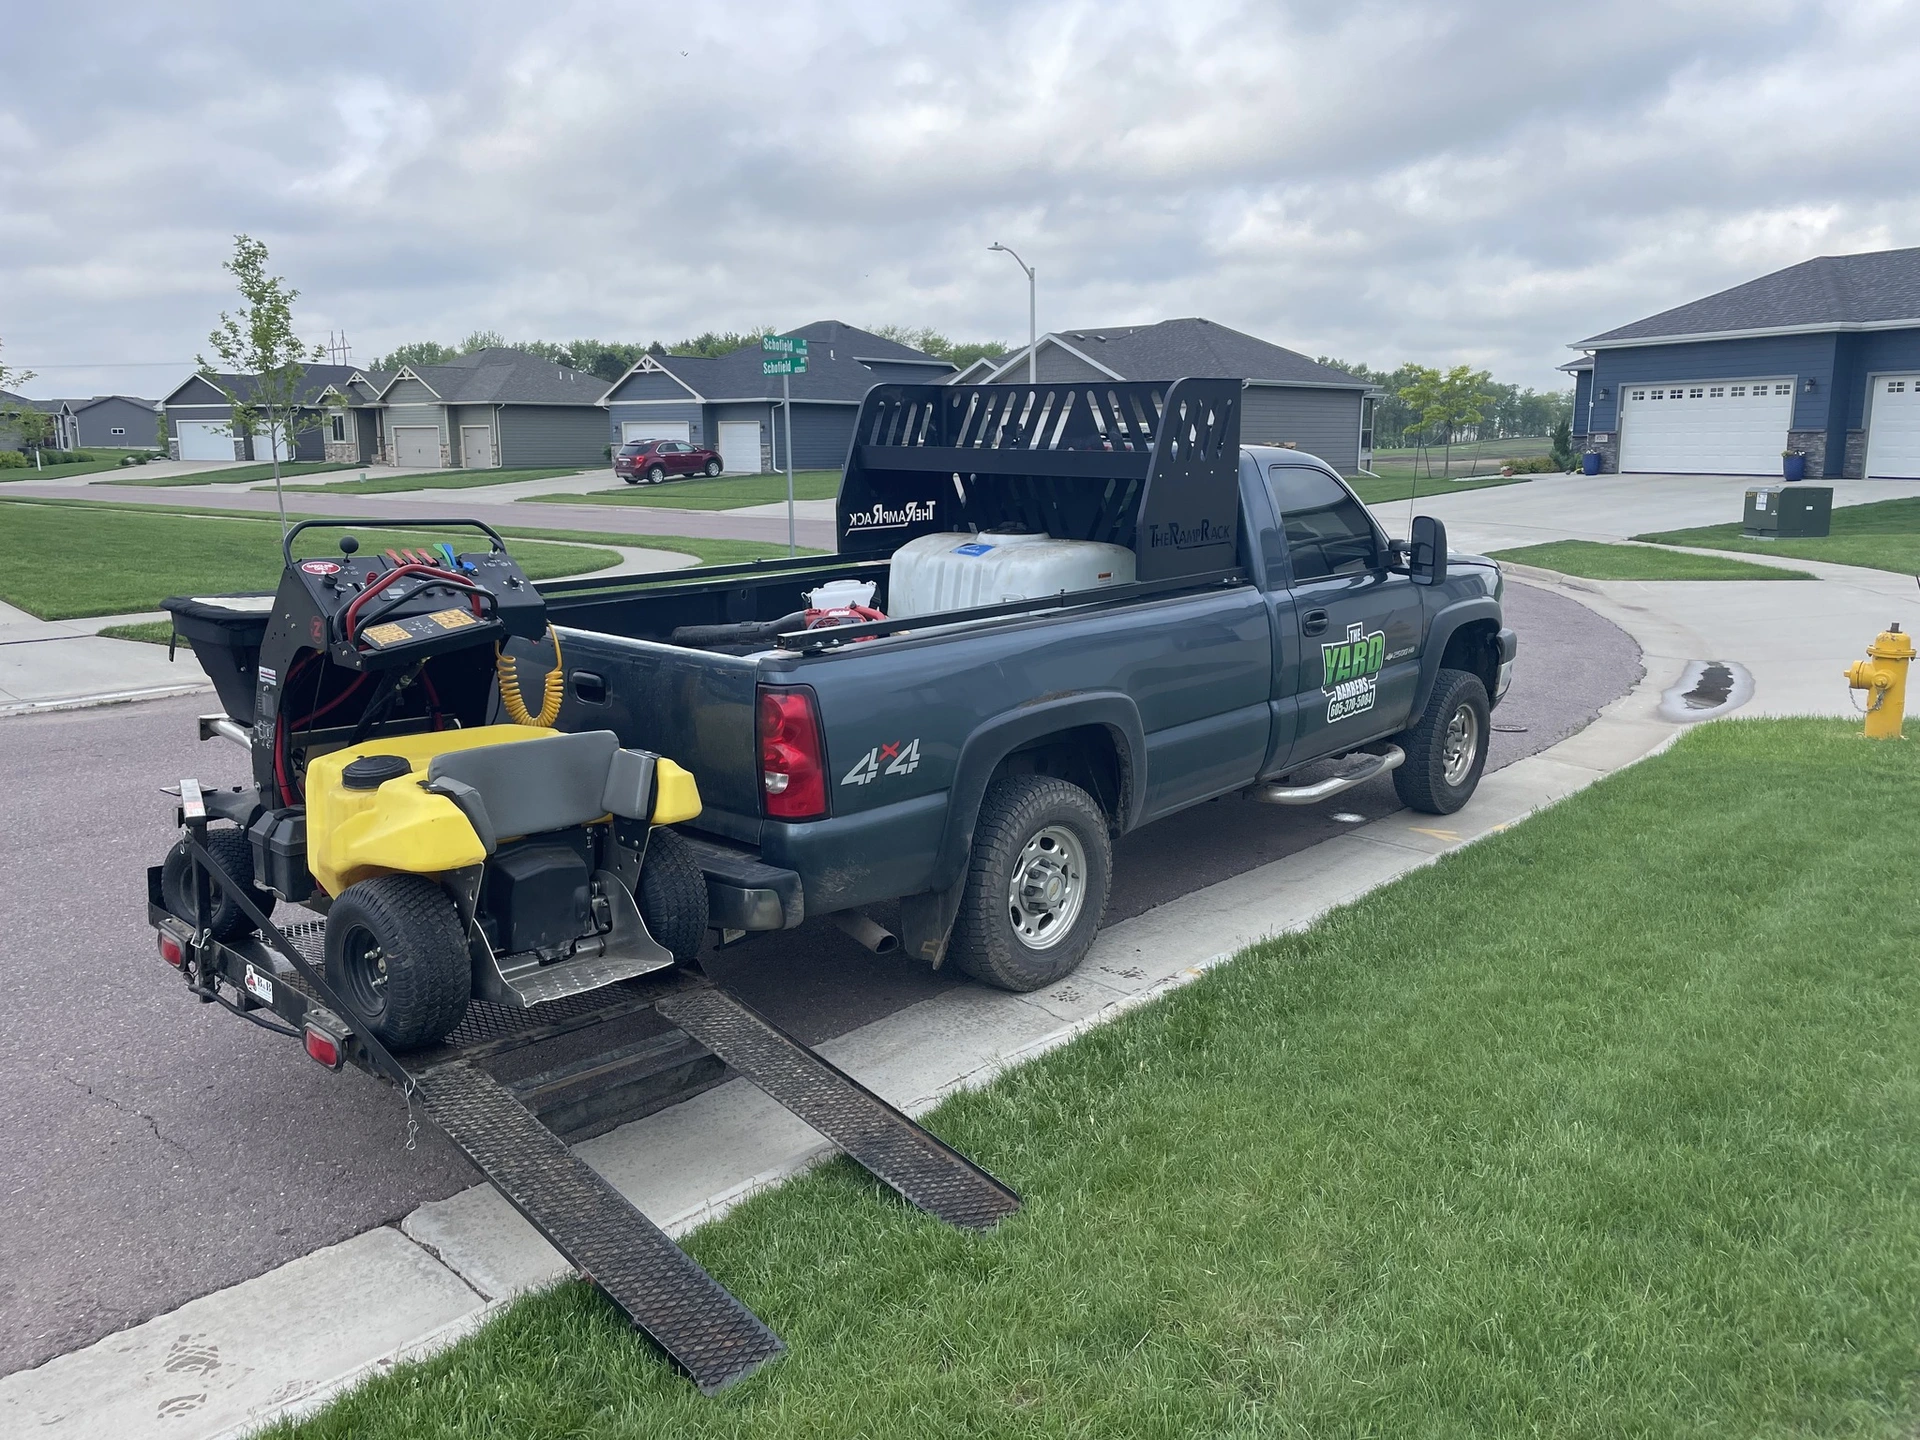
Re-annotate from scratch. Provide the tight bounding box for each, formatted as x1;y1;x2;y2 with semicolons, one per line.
155;829;1023;1395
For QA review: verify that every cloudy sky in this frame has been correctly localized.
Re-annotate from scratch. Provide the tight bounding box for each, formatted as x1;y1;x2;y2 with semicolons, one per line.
5;0;1920;400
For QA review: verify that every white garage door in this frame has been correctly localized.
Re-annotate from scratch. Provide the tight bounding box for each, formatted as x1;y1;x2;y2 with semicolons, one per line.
716;421;762;474
460;424;497;468
1618;379;1794;475
621;420;691;445
393;426;440;468
1864;374;1920;478
176;420;233;462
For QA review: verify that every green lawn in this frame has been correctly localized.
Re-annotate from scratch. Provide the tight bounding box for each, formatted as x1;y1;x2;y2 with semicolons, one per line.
104;460;353;487
3;448;159;481
542;469;842;510
283;467;584;495
1490;539;1815;581
1349;471;1532;506
277;719;1920;1439
1367;435;1560;484
98;620;180;645
1635;495;1920;576
0;501;621;619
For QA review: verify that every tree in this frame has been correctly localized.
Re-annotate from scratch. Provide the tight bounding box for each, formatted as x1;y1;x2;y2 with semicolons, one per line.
1549;417;1575;471
1397;364;1495;479
0;340;57;454
670;329;776;358
458;329;507;353
872;324;1009;368
370;340;459;371
199;234;324;532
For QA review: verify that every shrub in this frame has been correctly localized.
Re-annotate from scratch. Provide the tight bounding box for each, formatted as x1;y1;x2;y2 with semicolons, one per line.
0;451;26;469
1548;417;1575;471
1504;455;1562;474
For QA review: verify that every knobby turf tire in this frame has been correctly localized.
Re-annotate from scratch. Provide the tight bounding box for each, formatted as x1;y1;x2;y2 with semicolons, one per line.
1393;667;1491;816
949;774;1112;992
324;875;471;1051
162;826;275;943
638;826;709;964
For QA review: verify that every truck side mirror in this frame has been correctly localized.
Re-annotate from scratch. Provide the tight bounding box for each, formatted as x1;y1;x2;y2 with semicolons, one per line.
1409;515;1447;586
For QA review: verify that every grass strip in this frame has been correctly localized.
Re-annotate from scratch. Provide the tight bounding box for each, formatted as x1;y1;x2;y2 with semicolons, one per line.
98;621;179;646
0;501;620;619
538;469;842;510
275;719;1920;1439
1349;471;1532;506
104;461;353;487
1490;539;1815;580
1634;494;1920;576
283;468;584;495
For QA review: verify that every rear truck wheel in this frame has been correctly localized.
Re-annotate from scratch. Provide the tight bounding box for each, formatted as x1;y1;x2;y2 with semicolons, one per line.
162;826;275;943
703;459;722;477
950;775;1112;992
1393;667;1491;816
324;875;470;1051
646;464;666;483
637;826;708;964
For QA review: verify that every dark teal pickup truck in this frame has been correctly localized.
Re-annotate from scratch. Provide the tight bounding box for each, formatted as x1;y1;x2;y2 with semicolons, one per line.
538;379;1515;991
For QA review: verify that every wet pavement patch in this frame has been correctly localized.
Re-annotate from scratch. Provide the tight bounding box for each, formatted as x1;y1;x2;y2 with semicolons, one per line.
1659;660;1754;723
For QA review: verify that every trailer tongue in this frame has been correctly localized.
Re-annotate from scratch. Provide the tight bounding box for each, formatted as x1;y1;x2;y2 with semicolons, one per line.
147;518;1019;1393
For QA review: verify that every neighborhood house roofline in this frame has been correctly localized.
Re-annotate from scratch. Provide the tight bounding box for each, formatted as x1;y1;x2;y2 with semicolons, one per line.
605;396;865;409
373;366;443;401
1572;316;1920;350
986;335;1124;382
596;354;706;405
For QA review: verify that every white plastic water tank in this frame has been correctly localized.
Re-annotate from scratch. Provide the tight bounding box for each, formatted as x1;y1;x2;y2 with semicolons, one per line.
887;530;1137;619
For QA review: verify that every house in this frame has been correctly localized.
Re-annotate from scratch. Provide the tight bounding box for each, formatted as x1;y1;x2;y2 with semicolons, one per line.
599;322;956;473
161;365;369;463
971;319;1377;474
369;348;608;468
316;370;392;466
1570;245;1920;478
50;395;160;450
0;390;61;450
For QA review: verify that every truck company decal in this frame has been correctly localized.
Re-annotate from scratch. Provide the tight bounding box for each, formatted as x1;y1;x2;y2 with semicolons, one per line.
845;499;937;532
1145;515;1232;551
1322;622;1386;723
842;738;921;786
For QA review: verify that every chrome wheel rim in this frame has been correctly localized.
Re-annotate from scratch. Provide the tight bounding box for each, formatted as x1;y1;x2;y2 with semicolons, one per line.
1441;703;1479;786
1006;825;1087;951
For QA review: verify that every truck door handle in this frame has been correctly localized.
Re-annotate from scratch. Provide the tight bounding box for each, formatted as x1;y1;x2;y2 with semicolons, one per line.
1301;609;1330;636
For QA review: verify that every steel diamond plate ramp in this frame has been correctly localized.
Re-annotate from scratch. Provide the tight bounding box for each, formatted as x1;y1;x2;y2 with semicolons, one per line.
411;1061;783;1393
655;986;1022;1231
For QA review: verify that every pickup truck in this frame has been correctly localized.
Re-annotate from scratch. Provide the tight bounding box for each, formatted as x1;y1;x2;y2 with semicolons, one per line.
536;378;1516;991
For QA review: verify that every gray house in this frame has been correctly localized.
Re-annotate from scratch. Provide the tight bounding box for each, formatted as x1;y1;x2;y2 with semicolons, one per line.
599;322;955;472
161;365;369;463
974;319;1377;475
317;370;392;466
53;395;160;450
1571;245;1920;478
370;348;608;468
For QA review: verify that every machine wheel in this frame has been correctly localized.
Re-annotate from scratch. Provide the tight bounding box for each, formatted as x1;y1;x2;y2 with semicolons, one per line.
324;876;470;1051
162;827;275;943
1393;668;1491;816
638;827;708;964
949;775;1111;992
703;459;722;477
646;464;667;483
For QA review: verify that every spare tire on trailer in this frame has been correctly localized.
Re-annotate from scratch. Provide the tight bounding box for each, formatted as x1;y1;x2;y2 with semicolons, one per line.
162;826;275;943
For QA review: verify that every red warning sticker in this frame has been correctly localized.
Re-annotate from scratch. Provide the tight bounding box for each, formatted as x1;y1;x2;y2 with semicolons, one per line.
301;560;341;576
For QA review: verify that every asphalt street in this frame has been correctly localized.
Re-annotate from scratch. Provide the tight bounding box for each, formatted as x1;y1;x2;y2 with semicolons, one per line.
0;579;1639;1376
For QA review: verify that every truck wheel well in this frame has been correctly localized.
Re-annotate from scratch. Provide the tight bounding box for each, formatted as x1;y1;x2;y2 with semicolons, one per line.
1439;620;1501;697
990;724;1129;829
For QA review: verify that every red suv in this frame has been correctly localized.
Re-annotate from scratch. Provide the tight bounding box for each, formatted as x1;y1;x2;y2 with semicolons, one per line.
614;438;724;484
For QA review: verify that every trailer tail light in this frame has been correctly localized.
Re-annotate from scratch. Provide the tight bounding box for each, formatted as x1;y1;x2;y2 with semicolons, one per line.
304;1025;344;1070
758;686;828;821
157;932;185;968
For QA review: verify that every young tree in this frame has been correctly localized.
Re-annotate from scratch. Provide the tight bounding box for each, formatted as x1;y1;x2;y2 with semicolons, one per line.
0;339;55;454
1398;364;1495;479
199;235;324;533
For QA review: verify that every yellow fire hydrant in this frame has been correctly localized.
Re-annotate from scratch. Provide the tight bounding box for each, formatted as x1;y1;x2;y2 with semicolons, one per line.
1845;622;1915;739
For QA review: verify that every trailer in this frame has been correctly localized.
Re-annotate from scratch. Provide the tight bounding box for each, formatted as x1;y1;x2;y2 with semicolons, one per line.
149;518;1018;1394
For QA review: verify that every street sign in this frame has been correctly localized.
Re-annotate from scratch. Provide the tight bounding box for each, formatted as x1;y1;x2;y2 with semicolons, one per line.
761;336;808;357
762;356;807;375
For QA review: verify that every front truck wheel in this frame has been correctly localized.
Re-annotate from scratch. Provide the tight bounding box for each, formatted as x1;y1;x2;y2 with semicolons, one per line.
324;875;471;1051
637;826;708;964
949;775;1112;992
1393;667;1491;815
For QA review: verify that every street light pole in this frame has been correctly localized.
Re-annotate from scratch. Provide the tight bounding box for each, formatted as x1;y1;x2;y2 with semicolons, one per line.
989;243;1036;383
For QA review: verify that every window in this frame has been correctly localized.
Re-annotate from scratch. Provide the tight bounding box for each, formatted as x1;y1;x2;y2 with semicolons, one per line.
1890;380;1907;394
1775;383;1791;395
110;426;126;435
1359;396;1375;452
1708;387;1724;397
1689;387;1704;399
329;414;347;442
1267;464;1380;581
1730;386;1745;396
1631;390;1645;401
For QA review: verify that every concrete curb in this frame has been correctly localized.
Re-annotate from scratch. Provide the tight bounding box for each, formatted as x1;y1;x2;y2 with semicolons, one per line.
0;604;1691;1439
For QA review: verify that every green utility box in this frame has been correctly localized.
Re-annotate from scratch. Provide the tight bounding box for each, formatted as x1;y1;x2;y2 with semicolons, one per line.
1743;485;1832;538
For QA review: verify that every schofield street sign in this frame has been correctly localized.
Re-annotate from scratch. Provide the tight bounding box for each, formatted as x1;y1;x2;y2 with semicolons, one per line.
762;335;808;375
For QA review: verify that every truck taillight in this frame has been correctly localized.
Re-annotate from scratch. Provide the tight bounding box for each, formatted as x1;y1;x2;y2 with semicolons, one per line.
758;686;827;821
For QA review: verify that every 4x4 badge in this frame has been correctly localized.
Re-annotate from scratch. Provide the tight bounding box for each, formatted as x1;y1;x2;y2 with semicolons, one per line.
1322;622;1385;722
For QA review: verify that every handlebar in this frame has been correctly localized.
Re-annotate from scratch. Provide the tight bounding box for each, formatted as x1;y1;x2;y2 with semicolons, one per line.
281;517;508;568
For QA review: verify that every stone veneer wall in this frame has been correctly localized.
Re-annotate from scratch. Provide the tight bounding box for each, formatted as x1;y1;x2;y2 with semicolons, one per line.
1583;431;1620;472
1786;429;1828;478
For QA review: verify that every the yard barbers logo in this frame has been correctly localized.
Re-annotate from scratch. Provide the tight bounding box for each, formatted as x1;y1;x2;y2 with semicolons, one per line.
846;498;937;531
1322;621;1385;722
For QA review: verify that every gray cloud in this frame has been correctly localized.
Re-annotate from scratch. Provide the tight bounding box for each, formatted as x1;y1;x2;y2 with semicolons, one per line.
5;0;1919;398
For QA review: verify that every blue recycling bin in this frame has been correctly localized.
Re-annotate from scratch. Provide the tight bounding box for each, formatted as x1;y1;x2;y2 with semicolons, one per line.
1782;452;1807;482
1582;451;1603;476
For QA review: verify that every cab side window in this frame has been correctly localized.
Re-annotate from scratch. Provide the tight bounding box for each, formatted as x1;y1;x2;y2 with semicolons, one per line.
1267;464;1380;581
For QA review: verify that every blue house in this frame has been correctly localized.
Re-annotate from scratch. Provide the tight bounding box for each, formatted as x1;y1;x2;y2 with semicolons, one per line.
1570;246;1920;478
598;322;954;473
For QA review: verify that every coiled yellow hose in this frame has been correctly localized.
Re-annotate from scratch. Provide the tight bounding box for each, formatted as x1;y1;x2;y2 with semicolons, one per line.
496;626;565;727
